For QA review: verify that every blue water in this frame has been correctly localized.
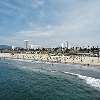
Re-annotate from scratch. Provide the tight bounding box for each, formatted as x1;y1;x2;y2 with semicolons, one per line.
0;59;100;100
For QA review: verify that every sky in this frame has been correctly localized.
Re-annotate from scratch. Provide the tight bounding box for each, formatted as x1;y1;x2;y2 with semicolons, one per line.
0;0;100;47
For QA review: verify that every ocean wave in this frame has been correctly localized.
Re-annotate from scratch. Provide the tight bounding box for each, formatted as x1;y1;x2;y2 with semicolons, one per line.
64;72;100;89
8;58;100;89
7;58;33;62
8;58;52;64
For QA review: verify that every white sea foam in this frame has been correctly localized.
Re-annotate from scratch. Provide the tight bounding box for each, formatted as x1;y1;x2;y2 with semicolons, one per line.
7;58;33;62
7;58;100;89
7;58;46;64
64;72;100;89
50;70;57;72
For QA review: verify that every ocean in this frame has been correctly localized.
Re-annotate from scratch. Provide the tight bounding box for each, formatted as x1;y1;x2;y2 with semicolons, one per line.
0;59;100;100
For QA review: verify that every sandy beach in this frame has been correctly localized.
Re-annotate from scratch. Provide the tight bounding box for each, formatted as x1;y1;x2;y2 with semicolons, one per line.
0;53;100;66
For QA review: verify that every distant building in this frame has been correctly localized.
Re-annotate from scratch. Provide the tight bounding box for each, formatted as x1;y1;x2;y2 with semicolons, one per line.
61;43;65;48
61;41;68;49
30;45;41;49
12;46;15;50
65;41;68;49
24;40;29;49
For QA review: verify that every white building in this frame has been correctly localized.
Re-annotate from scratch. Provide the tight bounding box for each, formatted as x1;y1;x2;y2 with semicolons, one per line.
12;45;15;50
61;41;68;49
30;45;41;49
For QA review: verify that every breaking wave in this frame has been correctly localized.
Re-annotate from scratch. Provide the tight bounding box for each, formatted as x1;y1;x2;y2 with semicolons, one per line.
7;59;100;89
64;72;100;89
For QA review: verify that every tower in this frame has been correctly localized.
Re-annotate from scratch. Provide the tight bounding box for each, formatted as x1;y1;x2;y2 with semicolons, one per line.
24;40;29;49
65;41;68;49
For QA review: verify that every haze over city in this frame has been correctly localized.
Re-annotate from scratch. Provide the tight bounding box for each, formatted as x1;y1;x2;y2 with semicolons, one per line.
0;0;100;47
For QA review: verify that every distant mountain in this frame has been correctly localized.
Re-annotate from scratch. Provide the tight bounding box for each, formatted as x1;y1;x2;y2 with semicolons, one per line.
0;45;12;49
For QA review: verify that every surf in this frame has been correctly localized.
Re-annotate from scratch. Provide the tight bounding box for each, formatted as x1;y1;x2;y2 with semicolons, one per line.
64;72;100;89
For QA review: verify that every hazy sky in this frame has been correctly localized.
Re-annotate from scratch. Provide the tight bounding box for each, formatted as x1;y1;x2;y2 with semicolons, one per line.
0;0;100;47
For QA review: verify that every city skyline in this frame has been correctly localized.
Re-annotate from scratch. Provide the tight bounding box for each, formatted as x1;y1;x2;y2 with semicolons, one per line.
0;0;100;47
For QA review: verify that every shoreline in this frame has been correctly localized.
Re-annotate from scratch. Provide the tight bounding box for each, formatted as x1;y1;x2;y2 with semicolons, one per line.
0;53;100;67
